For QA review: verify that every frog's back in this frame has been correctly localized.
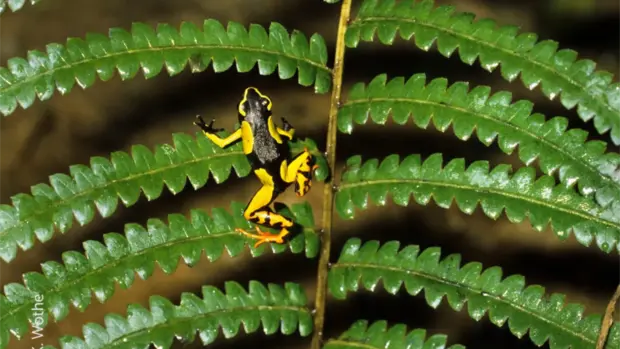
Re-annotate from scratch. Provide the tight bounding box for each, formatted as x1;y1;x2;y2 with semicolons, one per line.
238;87;288;170
251;121;282;165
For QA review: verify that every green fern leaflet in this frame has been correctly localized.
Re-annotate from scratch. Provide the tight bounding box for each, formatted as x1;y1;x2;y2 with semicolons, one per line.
0;202;317;349
329;239;620;349
324;320;465;349
338;73;620;207
39;281;312;349
0;0;43;14
0;133;326;263
346;0;620;144
0;20;332;116
335;154;620;253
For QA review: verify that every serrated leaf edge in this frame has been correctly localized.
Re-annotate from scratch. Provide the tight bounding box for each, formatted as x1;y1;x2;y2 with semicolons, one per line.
339;73;620;206
1;20;332;116
324;319;465;349
0;0;42;15
330;238;620;349
347;0;620;144
42;281;312;349
0;133;323;263
336;154;620;253
0;202;318;348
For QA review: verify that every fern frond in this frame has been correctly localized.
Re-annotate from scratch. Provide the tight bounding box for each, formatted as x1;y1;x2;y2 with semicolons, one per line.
329;238;620;349
0;20;332;116
0;133;325;263
0;202;317;349
335;154;620;253
0;0;42;14
323;320;465;349
37;281;311;349
346;0;620;144
338;74;620;207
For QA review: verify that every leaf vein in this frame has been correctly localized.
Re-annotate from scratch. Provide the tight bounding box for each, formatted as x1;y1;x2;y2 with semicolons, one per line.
338;178;616;229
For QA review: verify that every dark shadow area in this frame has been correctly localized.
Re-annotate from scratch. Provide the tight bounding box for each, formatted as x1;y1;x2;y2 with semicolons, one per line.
497;247;620;297
545;13;620;52
335;126;498;165
321;290;440;342
75;69;292;152
459;319;543;349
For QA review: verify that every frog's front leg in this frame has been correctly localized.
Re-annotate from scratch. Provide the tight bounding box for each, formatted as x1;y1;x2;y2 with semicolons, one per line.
281;148;318;197
276;117;295;140
236;171;294;248
194;115;242;148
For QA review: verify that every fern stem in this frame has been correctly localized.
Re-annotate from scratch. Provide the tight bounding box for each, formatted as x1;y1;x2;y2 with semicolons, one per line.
597;284;620;349
311;0;353;348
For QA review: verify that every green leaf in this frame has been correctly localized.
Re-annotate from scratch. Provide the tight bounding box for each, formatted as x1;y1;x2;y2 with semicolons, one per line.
329;238;620;349
0;0;43;14
346;0;620;144
0;202;318;349
336;154;620;253
323;320;465;349
0;132;325;263
37;281;312;349
339;73;620;208
0;20;332;116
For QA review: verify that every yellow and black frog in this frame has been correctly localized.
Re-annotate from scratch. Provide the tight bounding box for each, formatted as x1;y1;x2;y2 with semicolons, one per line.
194;87;317;247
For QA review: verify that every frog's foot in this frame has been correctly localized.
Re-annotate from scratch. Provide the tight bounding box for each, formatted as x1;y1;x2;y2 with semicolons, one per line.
235;226;290;248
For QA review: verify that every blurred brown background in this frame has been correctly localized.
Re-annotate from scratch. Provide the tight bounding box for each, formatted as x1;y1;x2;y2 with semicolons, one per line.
1;0;619;348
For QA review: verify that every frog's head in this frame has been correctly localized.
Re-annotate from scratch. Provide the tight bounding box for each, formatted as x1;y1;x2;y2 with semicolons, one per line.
238;87;272;119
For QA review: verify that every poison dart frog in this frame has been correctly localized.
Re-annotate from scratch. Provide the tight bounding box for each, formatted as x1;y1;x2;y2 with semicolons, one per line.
194;87;317;248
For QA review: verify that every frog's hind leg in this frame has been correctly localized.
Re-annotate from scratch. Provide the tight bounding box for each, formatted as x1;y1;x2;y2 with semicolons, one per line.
282;148;317;197
236;181;294;248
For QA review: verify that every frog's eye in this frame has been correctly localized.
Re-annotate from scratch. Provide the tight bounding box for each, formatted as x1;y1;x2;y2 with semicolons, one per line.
261;97;272;110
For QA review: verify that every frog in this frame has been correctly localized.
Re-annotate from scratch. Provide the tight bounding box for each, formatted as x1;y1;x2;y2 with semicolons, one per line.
194;87;317;247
